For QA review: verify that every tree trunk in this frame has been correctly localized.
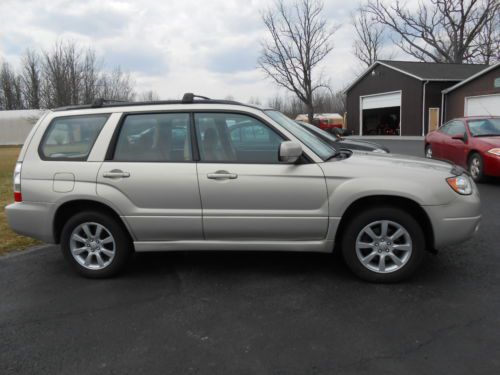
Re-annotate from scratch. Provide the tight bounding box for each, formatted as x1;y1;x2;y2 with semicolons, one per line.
307;102;314;124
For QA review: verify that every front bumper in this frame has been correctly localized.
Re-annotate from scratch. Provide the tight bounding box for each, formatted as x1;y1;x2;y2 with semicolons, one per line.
423;187;481;248
483;152;500;177
5;202;55;243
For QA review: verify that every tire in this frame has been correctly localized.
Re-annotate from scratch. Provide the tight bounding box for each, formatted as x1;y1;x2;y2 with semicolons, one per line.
468;152;486;183
60;211;133;278
341;206;426;283
425;144;432;159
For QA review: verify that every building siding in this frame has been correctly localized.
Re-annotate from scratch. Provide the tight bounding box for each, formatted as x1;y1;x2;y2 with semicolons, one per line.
444;65;500;122
346;64;423;136
424;81;458;132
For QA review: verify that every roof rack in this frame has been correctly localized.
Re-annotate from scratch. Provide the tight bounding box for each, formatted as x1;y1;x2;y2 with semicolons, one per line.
52;93;248;111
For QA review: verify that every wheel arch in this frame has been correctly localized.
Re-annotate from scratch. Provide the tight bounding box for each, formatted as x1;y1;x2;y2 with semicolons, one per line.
334;195;435;252
467;149;481;162
53;199;134;244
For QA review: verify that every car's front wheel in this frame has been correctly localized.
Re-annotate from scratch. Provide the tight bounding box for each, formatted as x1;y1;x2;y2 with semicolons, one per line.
341;206;425;283
61;211;132;278
468;152;486;182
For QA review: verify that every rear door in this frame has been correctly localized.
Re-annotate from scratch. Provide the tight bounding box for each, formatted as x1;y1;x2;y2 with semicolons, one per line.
97;112;202;241
194;112;329;241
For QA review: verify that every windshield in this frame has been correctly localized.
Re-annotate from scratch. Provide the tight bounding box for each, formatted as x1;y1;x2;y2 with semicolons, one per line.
298;121;340;142
265;110;337;160
468;118;500;137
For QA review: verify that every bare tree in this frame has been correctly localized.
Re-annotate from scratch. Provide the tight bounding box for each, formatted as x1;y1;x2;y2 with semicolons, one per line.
365;0;499;63
98;67;135;102
352;5;386;66
81;49;101;104
248;96;262;106
0;62;23;110
137;90;160;101
474;8;500;64
259;0;337;123
21;50;41;109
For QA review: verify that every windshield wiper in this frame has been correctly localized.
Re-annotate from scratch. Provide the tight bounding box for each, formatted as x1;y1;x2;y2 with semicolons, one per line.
473;134;500;137
325;150;342;161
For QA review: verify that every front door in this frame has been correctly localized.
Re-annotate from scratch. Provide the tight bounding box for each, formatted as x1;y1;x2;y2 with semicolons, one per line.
194;112;329;241
442;120;468;165
97;112;202;241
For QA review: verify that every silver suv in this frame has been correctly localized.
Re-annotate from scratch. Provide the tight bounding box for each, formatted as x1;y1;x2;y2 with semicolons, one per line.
6;94;481;282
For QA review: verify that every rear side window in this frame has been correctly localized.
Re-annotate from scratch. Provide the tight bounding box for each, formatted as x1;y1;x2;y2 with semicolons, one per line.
40;114;109;160
113;113;192;162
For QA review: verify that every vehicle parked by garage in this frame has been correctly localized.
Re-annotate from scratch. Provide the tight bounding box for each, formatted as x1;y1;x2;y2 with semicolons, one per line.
6;94;481;282
296;121;390;153
425;116;500;182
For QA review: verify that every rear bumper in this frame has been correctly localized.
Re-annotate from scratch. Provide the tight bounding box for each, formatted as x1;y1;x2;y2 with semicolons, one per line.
423;188;481;248
5;202;55;243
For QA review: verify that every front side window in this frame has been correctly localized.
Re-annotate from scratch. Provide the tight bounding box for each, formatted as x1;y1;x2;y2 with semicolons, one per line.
195;113;284;163
40;114;109;160
113;113;192;162
446;121;466;136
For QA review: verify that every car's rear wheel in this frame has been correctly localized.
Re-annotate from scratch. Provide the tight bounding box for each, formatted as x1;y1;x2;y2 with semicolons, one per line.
468;153;486;182
341;206;425;283
425;144;432;158
61;211;132;278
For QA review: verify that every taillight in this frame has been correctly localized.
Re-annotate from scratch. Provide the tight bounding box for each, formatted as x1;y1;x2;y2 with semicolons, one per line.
13;162;22;202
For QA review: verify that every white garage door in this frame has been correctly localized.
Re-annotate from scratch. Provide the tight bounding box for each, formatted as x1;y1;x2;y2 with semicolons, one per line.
361;91;401;110
465;94;500;116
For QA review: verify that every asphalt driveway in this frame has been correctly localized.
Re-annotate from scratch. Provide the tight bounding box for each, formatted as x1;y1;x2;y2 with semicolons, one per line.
1;140;499;375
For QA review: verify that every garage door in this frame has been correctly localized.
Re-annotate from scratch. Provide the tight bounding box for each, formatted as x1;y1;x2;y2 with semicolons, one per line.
465;94;500;116
361;92;401;110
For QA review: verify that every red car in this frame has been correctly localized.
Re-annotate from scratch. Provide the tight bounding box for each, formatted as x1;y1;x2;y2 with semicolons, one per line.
425;116;500;182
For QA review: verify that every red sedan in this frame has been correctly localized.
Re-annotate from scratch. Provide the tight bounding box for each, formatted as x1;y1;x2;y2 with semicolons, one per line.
425;117;500;182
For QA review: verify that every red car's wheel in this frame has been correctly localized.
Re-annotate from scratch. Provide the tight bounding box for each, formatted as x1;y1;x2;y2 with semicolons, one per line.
425;144;432;159
468;153;486;182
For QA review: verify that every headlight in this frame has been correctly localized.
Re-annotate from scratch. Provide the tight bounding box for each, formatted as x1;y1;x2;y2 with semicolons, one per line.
372;148;387;153
487;148;500;156
447;175;472;195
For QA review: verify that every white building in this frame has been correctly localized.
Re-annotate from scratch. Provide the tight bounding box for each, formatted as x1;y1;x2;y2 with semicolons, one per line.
0;110;46;145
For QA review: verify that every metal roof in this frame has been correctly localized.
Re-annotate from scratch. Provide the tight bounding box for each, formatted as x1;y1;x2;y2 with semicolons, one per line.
345;60;490;93
442;62;500;94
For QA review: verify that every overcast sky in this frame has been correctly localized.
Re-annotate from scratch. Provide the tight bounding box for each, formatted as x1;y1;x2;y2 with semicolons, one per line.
0;0;401;103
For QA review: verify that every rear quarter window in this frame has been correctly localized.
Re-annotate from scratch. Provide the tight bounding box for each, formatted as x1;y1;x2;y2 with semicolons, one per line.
40;114;109;160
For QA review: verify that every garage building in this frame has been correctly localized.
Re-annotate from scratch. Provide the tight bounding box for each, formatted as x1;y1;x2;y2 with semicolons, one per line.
345;60;488;136
442;62;500;122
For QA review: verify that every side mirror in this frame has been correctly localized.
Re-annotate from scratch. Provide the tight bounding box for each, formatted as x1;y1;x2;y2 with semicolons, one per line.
451;133;465;141
279;141;302;163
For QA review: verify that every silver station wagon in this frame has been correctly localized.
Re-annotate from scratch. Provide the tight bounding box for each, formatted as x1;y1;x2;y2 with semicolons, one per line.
6;94;481;282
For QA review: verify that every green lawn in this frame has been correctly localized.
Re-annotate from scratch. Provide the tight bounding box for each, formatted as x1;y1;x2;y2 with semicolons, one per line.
0;147;39;255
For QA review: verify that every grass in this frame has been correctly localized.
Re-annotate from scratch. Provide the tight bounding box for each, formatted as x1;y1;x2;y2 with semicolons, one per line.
0;147;40;255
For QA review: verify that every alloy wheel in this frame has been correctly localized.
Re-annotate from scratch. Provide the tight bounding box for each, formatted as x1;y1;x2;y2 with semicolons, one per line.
355;220;412;273
469;157;481;179
69;222;116;270
425;146;432;158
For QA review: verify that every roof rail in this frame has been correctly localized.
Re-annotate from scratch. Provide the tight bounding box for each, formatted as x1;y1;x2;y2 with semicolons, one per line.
91;98;127;108
182;93;211;103
52;93;255;112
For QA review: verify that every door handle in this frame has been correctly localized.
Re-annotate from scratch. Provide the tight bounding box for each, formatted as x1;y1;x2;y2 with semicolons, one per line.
103;170;130;178
207;171;238;180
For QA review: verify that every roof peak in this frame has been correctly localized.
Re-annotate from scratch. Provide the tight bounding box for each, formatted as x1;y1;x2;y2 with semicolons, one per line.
378;59;489;66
